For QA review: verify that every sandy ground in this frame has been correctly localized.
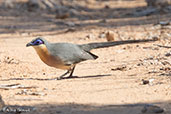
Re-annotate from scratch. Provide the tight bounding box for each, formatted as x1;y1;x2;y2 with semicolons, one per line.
0;0;171;114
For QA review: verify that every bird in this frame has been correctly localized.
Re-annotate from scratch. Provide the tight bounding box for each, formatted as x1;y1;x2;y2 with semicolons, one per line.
26;37;158;80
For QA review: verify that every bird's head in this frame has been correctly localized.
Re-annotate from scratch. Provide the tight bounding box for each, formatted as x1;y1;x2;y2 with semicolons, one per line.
26;37;50;58
26;37;50;53
26;37;45;47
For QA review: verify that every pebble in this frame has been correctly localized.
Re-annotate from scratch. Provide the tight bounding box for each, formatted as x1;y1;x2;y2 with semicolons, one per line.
142;79;154;85
165;52;171;57
65;22;75;27
105;30;115;42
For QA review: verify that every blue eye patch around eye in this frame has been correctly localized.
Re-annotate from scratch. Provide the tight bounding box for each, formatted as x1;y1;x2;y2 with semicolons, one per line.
32;39;44;45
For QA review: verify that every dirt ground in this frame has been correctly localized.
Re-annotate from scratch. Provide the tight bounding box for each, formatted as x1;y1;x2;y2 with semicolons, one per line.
0;0;171;114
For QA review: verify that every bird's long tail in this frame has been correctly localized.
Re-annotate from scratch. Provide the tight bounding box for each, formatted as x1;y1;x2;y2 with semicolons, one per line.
80;38;158;51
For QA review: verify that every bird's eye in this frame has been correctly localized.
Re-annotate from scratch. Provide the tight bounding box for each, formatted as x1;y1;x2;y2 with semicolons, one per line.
36;41;40;44
32;39;43;45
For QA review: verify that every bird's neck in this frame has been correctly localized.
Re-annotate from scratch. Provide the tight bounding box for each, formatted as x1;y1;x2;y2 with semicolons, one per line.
33;44;51;64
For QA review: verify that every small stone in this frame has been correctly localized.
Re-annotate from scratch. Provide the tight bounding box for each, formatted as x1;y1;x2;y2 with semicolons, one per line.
105;31;115;42
159;21;170;26
142;79;149;85
142;79;154;85
65;22;75;27
165;52;171;57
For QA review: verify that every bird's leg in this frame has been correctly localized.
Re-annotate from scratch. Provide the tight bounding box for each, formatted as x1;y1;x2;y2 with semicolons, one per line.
67;65;76;78
57;65;77;80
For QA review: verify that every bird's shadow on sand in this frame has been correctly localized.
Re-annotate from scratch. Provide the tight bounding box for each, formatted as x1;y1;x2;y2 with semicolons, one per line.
0;74;111;81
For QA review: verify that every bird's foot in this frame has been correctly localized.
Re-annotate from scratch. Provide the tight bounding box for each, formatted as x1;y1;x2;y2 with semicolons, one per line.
66;75;78;79
56;75;78;80
56;77;64;80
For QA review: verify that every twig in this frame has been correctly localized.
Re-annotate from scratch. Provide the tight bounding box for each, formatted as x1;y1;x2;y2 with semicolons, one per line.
0;83;37;90
155;44;171;48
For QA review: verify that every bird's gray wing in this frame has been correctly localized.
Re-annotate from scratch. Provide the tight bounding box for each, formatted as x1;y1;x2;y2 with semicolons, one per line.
48;43;97;65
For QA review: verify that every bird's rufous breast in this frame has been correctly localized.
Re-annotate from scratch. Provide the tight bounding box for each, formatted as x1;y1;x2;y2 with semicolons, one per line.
33;44;71;70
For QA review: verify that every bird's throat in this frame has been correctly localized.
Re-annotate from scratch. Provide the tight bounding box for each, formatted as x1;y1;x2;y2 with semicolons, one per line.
33;44;52;65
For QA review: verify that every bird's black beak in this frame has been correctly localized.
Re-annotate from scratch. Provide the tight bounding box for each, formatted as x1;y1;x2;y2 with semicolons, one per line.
26;42;33;47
